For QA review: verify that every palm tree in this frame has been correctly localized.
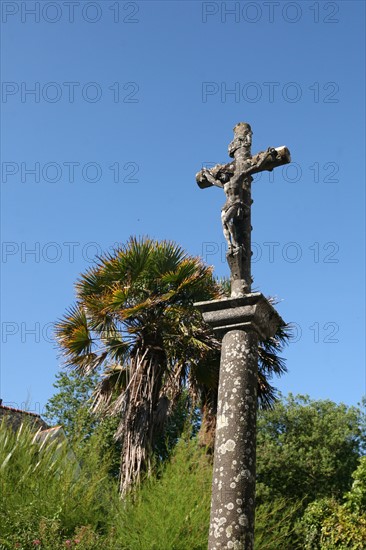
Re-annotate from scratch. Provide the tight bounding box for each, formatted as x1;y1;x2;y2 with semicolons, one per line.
56;237;290;494
56;237;221;494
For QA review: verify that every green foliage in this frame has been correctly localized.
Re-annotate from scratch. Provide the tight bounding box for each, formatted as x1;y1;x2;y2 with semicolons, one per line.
345;455;366;513
0;419;118;549
44;370;121;478
4;394;365;549
43;370;98;441
301;497;366;549
300;457;366;549
116;439;212;550
256;394;365;504
115;440;301;550
0;420;303;549
255;498;304;550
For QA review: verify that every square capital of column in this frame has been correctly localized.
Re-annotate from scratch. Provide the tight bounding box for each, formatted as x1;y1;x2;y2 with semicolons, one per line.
194;292;284;340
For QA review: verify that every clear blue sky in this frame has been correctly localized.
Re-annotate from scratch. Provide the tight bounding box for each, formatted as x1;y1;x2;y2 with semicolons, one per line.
1;0;365;415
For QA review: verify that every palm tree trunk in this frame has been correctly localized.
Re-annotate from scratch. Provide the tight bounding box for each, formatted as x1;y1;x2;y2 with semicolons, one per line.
117;349;166;495
198;388;217;453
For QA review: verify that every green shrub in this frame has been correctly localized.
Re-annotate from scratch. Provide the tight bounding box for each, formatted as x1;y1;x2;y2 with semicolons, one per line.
255;498;304;550
300;458;366;549
301;497;366;549
115;439;211;550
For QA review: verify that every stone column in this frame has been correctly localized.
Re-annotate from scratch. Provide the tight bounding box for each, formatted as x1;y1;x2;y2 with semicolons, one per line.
195;293;283;550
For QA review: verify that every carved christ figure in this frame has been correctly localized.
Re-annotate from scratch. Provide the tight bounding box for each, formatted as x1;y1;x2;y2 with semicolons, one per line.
197;123;281;253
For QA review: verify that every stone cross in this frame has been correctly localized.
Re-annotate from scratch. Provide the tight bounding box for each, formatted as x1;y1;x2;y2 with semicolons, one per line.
196;122;290;298
195;123;291;549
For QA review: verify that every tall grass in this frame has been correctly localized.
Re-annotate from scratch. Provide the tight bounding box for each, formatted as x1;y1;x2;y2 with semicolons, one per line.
0;419;119;549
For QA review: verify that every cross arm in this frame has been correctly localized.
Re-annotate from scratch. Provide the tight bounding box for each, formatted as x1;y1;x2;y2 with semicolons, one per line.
248;146;291;175
196;147;291;189
201;169;224;188
196;162;235;189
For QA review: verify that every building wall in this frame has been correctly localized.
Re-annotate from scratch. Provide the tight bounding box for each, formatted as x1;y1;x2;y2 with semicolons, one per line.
0;405;49;432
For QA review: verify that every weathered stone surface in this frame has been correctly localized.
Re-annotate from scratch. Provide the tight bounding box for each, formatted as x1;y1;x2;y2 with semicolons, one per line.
196;123;291;295
194;294;284;549
208;328;258;550
195;292;284;340
196;145;291;189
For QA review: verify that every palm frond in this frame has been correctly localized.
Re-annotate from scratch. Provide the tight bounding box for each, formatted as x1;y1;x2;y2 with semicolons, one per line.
55;304;93;363
92;363;129;413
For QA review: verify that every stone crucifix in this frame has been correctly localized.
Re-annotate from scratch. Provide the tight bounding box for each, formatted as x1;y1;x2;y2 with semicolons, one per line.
195;123;291;549
196;122;290;298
